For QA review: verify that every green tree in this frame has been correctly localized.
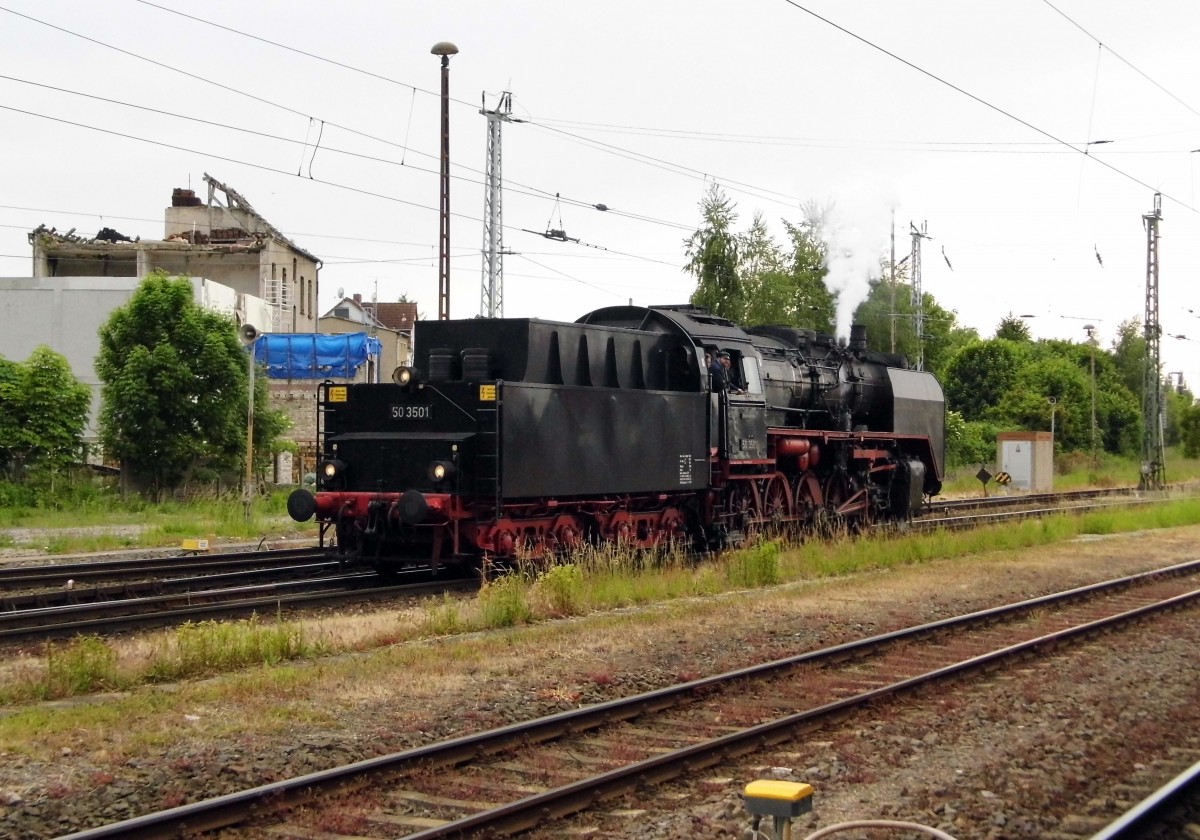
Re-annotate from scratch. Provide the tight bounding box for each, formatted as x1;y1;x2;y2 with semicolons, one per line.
995;313;1032;342
941;339;1028;421
932;323;983;381
741;214;834;330
1180;401;1200;458
685;184;744;321
1163;383;1193;446
1109;318;1145;396
0;356;20;475
96;271;277;496
18;347;91;479
995;355;1092;451
850;261;967;375
851;272;910;358
0;348;90;482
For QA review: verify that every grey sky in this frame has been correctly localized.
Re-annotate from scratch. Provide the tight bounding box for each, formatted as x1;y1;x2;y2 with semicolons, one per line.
3;1;1199;379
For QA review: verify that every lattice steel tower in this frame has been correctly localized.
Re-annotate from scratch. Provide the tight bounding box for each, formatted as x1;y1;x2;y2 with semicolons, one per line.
1140;192;1165;490
480;91;517;318
909;221;929;371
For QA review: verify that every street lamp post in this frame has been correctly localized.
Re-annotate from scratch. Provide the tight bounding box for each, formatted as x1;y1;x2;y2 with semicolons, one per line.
1084;324;1098;463
432;41;458;321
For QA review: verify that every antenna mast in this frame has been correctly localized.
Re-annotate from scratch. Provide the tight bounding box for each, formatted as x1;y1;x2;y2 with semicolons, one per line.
1140;192;1165;489
480;91;517;317
909;221;929;370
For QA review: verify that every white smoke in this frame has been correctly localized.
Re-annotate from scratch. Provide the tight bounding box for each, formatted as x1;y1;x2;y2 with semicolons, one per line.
816;181;898;342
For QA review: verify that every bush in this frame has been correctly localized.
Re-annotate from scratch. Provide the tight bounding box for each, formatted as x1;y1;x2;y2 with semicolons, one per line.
532;564;586;617
421;594;464;636
44;636;120;697
725;540;782;588
948;419;1005;468
0;480;37;510
478;574;532;627
148;616;319;680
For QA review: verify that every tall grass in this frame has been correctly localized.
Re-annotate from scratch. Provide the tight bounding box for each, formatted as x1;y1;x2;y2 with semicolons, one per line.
0;615;324;704
7;498;1200;702
43;636;120;697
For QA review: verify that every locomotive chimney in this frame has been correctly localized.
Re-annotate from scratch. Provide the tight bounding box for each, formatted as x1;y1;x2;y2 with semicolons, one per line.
849;324;868;351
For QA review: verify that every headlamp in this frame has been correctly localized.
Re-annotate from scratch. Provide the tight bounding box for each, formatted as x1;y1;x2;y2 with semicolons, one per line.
428;460;455;483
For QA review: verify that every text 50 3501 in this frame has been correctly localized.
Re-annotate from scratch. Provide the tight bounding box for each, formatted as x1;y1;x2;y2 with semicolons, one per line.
390;405;433;420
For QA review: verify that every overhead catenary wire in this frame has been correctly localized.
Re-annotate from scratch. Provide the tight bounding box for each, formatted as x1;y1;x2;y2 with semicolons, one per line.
0;104;681;271
777;0;1200;216
0;72;697;234
13;1;1196;230
1040;0;1200;122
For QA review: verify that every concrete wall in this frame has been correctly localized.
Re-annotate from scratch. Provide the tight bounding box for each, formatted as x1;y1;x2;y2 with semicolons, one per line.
0;276;274;446
31;240;318;335
0;276;144;442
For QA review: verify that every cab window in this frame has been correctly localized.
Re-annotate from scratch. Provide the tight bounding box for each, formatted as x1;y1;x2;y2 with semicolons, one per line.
741;356;763;395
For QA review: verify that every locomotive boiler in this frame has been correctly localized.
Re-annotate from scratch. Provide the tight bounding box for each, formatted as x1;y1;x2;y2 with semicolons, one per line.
287;305;944;569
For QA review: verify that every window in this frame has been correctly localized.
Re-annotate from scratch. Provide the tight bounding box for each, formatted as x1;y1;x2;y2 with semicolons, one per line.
741;356;763;394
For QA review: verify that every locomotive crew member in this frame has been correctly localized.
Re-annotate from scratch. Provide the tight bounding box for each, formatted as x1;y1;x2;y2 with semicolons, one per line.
718;351;744;394
709;349;729;391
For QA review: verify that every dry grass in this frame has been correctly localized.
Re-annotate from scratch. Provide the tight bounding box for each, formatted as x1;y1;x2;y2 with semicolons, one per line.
3;522;1198;767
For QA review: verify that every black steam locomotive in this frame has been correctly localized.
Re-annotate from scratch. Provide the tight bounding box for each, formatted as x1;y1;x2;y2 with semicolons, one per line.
287;305;944;569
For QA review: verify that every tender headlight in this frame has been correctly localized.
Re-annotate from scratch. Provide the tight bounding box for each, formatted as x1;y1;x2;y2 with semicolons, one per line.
318;459;346;484
428;460;455;483
393;366;413;386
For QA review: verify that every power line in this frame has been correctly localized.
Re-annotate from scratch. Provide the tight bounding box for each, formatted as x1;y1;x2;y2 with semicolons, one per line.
0;5;433;165
20;3;799;221
0;107;681;272
778;0;1200;215
532;117;1081;149
527;121;806;210
1040;0;1200;122
0;72;696;234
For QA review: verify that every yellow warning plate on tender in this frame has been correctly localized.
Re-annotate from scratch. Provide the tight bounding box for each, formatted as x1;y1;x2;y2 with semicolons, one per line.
328;386;348;403
479;384;497;401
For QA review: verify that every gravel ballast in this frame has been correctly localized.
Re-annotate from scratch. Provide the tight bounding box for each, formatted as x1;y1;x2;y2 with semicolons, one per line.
0;526;1198;839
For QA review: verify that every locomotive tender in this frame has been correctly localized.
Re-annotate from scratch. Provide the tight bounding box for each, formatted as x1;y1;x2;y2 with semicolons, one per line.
287;304;945;569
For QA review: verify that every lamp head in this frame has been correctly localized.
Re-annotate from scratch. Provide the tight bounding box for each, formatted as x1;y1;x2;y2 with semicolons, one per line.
431;41;459;57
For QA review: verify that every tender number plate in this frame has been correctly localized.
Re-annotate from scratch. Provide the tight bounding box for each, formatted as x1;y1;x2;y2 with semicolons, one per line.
390;405;433;420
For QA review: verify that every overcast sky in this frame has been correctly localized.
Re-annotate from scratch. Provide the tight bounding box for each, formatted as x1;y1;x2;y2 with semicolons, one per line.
3;1;1200;381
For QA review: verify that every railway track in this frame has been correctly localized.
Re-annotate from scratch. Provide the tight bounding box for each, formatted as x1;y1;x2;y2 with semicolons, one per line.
56;559;1200;839
0;546;326;590
1088;756;1200;839
0;486;1179;643
0;570;476;642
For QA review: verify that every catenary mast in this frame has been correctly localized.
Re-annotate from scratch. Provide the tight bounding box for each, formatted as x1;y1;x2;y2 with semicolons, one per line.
480;91;517;318
1140;193;1165;489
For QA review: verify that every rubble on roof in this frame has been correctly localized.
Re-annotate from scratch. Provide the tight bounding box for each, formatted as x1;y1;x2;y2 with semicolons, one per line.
28;224;140;246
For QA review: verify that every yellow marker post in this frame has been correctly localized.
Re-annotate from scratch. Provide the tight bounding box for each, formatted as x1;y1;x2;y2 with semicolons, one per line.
744;780;813;839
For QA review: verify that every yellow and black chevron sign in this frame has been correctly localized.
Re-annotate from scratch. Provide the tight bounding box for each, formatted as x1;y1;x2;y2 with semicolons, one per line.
995;471;1012;486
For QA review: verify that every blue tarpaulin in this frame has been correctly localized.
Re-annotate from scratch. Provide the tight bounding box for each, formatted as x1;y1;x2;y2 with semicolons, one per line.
253;333;382;379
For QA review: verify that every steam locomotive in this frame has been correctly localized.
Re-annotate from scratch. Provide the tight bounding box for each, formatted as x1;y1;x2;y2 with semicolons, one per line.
287;305;944;570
